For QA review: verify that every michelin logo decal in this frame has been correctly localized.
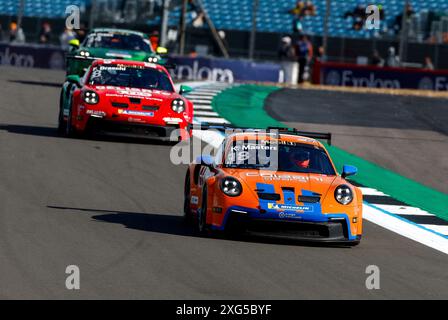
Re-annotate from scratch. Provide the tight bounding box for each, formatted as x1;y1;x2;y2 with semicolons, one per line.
267;203;313;212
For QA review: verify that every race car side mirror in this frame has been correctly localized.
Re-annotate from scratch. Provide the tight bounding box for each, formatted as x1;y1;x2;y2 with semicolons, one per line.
196;155;215;169
69;39;80;48
66;75;81;86
156;46;168;54
179;85;193;95
342;165;358;179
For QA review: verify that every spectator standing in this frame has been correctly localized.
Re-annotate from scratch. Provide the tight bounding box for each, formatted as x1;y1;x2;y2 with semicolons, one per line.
9;22;17;41
315;45;325;62
60;28;77;50
303;1;316;16
278;36;295;61
149;30;160;52
385;47;400;67
39;22;52;44
289;1;305;17
370;50;384;67
423;56;434;70
75;24;87;43
393;2;415;34
189;0;205;28
295;35;312;83
289;1;305;33
289;1;316;33
9;22;25;43
344;4;366;31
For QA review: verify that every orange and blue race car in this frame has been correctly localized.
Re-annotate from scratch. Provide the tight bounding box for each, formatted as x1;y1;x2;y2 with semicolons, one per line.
59;59;193;141
184;128;363;245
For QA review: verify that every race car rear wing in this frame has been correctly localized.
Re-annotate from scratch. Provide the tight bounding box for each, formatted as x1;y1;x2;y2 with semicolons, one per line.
266;127;332;145
189;124;332;145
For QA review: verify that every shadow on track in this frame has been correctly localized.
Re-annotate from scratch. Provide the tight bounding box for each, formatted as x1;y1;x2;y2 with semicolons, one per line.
0;123;178;146
8;80;62;88
0;124;58;138
47;205;352;249
48;206;196;237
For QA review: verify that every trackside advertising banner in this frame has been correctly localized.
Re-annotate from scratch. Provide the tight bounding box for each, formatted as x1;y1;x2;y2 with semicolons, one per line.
314;61;448;91
0;44;288;84
167;56;285;83
0;43;65;69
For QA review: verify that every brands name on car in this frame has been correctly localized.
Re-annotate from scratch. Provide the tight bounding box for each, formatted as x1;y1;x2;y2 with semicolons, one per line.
245;172;324;182
231;144;277;152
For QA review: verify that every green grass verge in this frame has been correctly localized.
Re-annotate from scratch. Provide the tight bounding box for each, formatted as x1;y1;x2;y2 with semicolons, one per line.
212;84;448;220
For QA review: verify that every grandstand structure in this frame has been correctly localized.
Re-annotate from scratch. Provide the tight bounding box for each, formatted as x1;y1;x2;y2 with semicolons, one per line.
2;0;448;40
0;0;87;18
1;0;448;68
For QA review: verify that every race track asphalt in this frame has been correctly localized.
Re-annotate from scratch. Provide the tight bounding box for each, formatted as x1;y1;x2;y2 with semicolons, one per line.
0;66;447;299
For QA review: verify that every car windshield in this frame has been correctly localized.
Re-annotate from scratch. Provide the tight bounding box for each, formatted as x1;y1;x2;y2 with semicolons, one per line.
84;32;153;52
224;140;336;175
87;64;174;92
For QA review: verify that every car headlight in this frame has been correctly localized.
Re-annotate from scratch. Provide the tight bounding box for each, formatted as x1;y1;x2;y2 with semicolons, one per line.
220;177;242;197
83;90;99;104
79;50;90;57
171;99;185;113
148;56;158;63
334;185;353;205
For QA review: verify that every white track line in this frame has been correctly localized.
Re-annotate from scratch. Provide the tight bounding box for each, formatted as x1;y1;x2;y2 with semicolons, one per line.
373;204;434;216
189;99;215;104
194;117;230;124
192;102;215;106
193;111;221;117
186;95;214;100
421;225;448;236
193;105;214;111
359;187;387;196
194;89;222;93
363;203;448;255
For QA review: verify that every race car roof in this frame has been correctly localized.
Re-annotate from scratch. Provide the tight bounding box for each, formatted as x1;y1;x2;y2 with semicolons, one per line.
227;131;324;148
90;28;147;37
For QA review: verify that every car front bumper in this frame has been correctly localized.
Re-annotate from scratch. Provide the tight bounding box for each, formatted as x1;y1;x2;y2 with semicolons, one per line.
86;117;184;141
216;206;361;244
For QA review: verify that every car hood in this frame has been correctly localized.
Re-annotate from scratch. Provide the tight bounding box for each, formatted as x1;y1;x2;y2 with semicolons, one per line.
84;86;186;115
90;86;178;100
229;169;338;200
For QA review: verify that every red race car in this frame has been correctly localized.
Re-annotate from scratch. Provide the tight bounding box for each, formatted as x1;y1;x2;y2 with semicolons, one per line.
59;59;193;141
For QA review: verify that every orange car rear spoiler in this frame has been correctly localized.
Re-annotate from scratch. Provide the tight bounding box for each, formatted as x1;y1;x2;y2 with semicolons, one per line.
267;127;332;145
190;124;332;145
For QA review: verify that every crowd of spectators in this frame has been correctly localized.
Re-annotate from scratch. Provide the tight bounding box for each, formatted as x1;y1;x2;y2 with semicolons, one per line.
344;3;386;32
278;33;315;83
288;1;317;33
0;20;90;49
343;1;448;45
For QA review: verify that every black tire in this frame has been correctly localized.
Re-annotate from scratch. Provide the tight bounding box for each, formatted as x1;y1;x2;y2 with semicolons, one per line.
183;172;193;223
197;187;208;235
57;91;66;135
65;102;76;137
